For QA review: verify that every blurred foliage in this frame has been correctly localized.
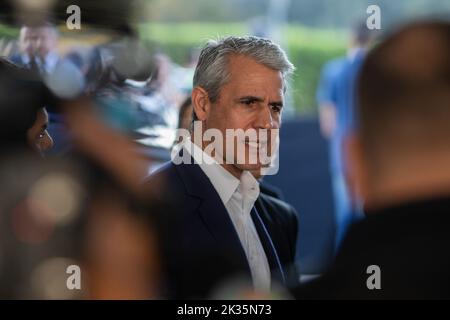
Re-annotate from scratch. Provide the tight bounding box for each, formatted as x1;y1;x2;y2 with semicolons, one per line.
144;0;450;28
0;23;18;38
288;0;450;28
139;23;347;115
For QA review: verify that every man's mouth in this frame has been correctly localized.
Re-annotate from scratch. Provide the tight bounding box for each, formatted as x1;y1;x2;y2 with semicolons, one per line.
243;136;269;144
244;140;269;148
245;141;261;148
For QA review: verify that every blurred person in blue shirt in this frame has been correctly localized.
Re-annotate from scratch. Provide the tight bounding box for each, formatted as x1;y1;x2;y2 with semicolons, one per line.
317;22;376;251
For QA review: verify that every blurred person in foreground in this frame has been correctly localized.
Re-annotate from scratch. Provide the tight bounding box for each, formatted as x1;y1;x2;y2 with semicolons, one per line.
8;22;74;156
317;22;376;251
295;21;450;299
0;96;163;299
146;36;299;299
0;58;162;298
62;98;164;299
0;58;54;156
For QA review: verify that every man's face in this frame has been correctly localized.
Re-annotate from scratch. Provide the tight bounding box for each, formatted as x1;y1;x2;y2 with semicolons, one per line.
27;108;54;155
204;54;284;176
20;27;56;58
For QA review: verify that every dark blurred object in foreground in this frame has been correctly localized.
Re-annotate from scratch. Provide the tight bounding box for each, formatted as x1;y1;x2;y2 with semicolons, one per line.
0;58;58;154
0;64;164;298
294;20;450;299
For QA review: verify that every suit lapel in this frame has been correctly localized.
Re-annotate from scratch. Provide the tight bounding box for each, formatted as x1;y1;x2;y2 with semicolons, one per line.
252;200;286;285
174;157;251;274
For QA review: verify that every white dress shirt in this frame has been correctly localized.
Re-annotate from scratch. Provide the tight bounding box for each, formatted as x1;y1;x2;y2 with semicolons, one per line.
182;140;271;291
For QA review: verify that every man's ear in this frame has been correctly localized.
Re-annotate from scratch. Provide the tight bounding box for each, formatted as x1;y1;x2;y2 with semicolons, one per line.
344;133;369;205
191;87;210;121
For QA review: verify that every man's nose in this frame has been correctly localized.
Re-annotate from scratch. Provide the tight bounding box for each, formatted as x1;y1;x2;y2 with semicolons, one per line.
42;134;54;152
254;105;274;130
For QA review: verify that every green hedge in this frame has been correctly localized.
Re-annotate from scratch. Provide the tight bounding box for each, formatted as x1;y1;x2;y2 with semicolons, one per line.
139;23;347;115
0;24;19;38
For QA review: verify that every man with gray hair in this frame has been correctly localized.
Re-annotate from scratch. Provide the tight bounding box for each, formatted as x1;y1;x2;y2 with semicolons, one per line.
146;36;299;298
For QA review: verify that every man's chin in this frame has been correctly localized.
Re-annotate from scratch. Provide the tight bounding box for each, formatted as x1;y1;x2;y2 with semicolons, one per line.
234;163;269;177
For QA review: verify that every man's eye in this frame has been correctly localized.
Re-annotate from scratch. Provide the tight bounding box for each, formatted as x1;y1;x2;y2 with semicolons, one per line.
271;105;281;113
242;100;256;106
38;131;46;139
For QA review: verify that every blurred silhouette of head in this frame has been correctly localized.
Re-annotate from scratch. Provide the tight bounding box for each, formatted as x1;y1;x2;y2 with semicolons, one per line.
0;58;55;156
26;107;53;155
347;21;450;210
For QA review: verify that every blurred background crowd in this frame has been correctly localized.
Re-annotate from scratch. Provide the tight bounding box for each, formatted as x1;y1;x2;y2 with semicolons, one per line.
0;0;449;299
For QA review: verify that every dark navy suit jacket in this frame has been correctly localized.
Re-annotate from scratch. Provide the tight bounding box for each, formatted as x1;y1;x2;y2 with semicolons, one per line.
8;54;26;66
146;154;299;298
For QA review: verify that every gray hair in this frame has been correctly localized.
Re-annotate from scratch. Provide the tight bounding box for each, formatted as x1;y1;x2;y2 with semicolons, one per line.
193;36;295;103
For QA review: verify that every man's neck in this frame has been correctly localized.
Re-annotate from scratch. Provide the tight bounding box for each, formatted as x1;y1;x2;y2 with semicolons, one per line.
190;137;244;179
365;155;450;211
221;162;243;180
